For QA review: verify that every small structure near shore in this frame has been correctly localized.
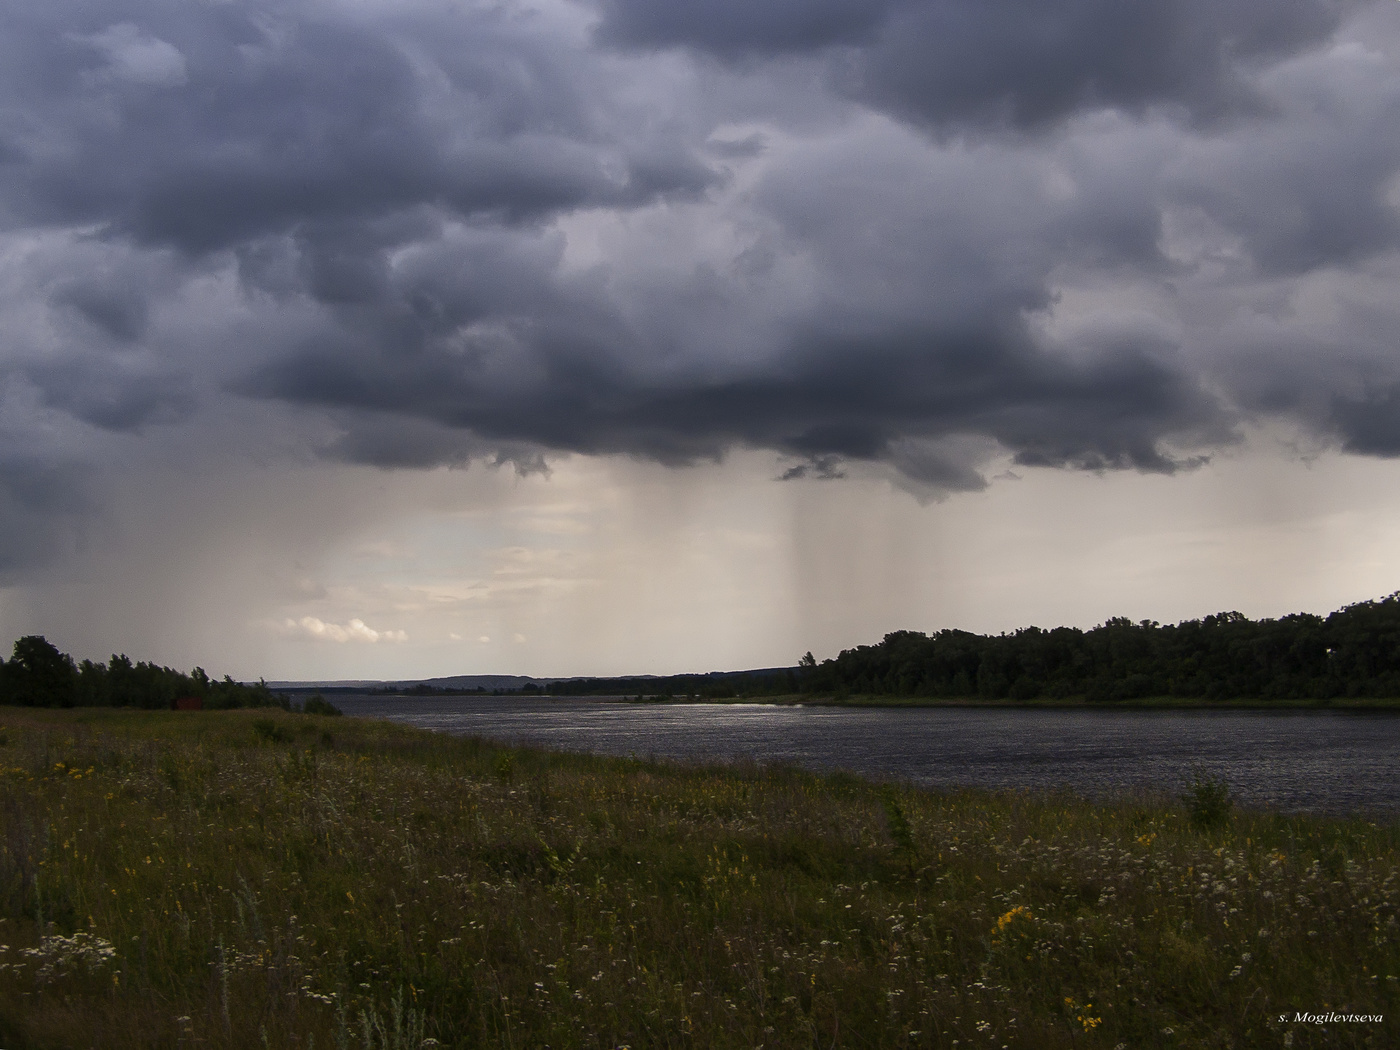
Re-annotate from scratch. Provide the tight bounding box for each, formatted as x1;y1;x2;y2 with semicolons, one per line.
172;697;202;711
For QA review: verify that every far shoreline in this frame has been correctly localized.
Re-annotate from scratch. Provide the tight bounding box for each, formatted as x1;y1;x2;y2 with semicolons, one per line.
349;690;1400;711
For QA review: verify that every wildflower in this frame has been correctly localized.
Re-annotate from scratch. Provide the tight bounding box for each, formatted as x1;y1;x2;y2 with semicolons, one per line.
21;933;116;984
994;906;1031;933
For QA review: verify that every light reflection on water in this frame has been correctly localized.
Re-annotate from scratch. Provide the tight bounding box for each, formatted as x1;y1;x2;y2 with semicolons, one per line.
330;695;1400;814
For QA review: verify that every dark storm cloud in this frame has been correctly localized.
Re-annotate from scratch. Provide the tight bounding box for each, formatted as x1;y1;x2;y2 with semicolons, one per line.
53;279;149;342
0;0;1397;571
1330;386;1400;455
0;0;715;253
596;0;892;55
240;213;1226;482
0;456;94;580
1168;86;1400;277
598;0;1355;129
321;412;551;475
277;327;1220;480
221;0;1396;489
24;360;195;433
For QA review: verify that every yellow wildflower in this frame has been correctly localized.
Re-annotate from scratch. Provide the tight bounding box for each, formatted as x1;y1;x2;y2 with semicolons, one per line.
994;905;1031;933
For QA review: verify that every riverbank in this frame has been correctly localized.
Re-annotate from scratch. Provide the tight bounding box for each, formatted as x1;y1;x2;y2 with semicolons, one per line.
1;707;1396;1048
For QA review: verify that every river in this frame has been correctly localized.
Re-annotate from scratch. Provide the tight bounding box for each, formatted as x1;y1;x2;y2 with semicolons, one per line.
327;695;1400;815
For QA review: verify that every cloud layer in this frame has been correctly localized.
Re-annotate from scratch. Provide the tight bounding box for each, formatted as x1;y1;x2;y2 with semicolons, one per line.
1;0;1399;580
278;616;407;644
598;0;1354;128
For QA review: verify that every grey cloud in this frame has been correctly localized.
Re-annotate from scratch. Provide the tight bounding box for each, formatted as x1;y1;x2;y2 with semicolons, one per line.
322;412;550;475
779;455;845;481
597;0;893;55
0;0;1396;566
0;455;94;580
1150;25;1400;279
0;455;91;516
0;0;716;253
1330;385;1400;455
240;219;1227;486
25;360;194;432
598;0;1354;130
322;414;480;470
225;28;1392;491
704;132;767;160
53;279;149;342
68;22;188;86
884;440;987;494
1;236;201;436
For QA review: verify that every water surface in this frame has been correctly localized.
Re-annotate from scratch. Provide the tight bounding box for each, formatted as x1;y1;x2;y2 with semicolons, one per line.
329;695;1400;814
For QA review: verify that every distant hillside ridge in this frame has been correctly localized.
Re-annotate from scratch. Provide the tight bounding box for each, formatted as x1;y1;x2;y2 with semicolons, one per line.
540;668;798;699
270;668;799;698
269;675;559;693
801;593;1400;701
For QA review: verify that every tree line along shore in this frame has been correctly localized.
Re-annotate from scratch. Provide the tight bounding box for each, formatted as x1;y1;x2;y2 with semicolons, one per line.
497;593;1400;704
7;592;1400;709
0;636;284;710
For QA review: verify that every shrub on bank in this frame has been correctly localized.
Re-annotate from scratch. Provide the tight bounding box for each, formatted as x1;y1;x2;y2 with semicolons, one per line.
300;694;343;717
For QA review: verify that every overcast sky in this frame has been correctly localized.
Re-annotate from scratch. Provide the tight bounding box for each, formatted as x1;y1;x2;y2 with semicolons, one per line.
3;0;1400;680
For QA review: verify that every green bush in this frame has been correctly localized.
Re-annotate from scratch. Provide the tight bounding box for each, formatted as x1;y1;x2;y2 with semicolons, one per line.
252;718;292;744
880;788;917;862
301;694;343;717
1183;768;1233;829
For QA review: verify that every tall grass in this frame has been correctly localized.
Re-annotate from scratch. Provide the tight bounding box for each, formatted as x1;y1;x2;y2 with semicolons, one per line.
0;708;1396;1048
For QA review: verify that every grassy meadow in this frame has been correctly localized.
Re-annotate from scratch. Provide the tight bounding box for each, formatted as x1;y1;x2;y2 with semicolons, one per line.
0;707;1396;1049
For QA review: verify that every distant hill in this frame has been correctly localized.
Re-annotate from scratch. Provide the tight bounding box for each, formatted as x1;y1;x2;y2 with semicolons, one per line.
268;675;558;692
266;680;395;690
268;667;795;696
540;667;798;698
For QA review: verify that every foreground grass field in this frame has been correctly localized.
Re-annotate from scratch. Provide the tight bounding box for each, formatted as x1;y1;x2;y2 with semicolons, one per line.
0;708;1396;1049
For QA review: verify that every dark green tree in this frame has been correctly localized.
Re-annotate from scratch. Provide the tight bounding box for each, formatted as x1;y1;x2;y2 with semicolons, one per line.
3;636;78;707
800;592;1400;701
